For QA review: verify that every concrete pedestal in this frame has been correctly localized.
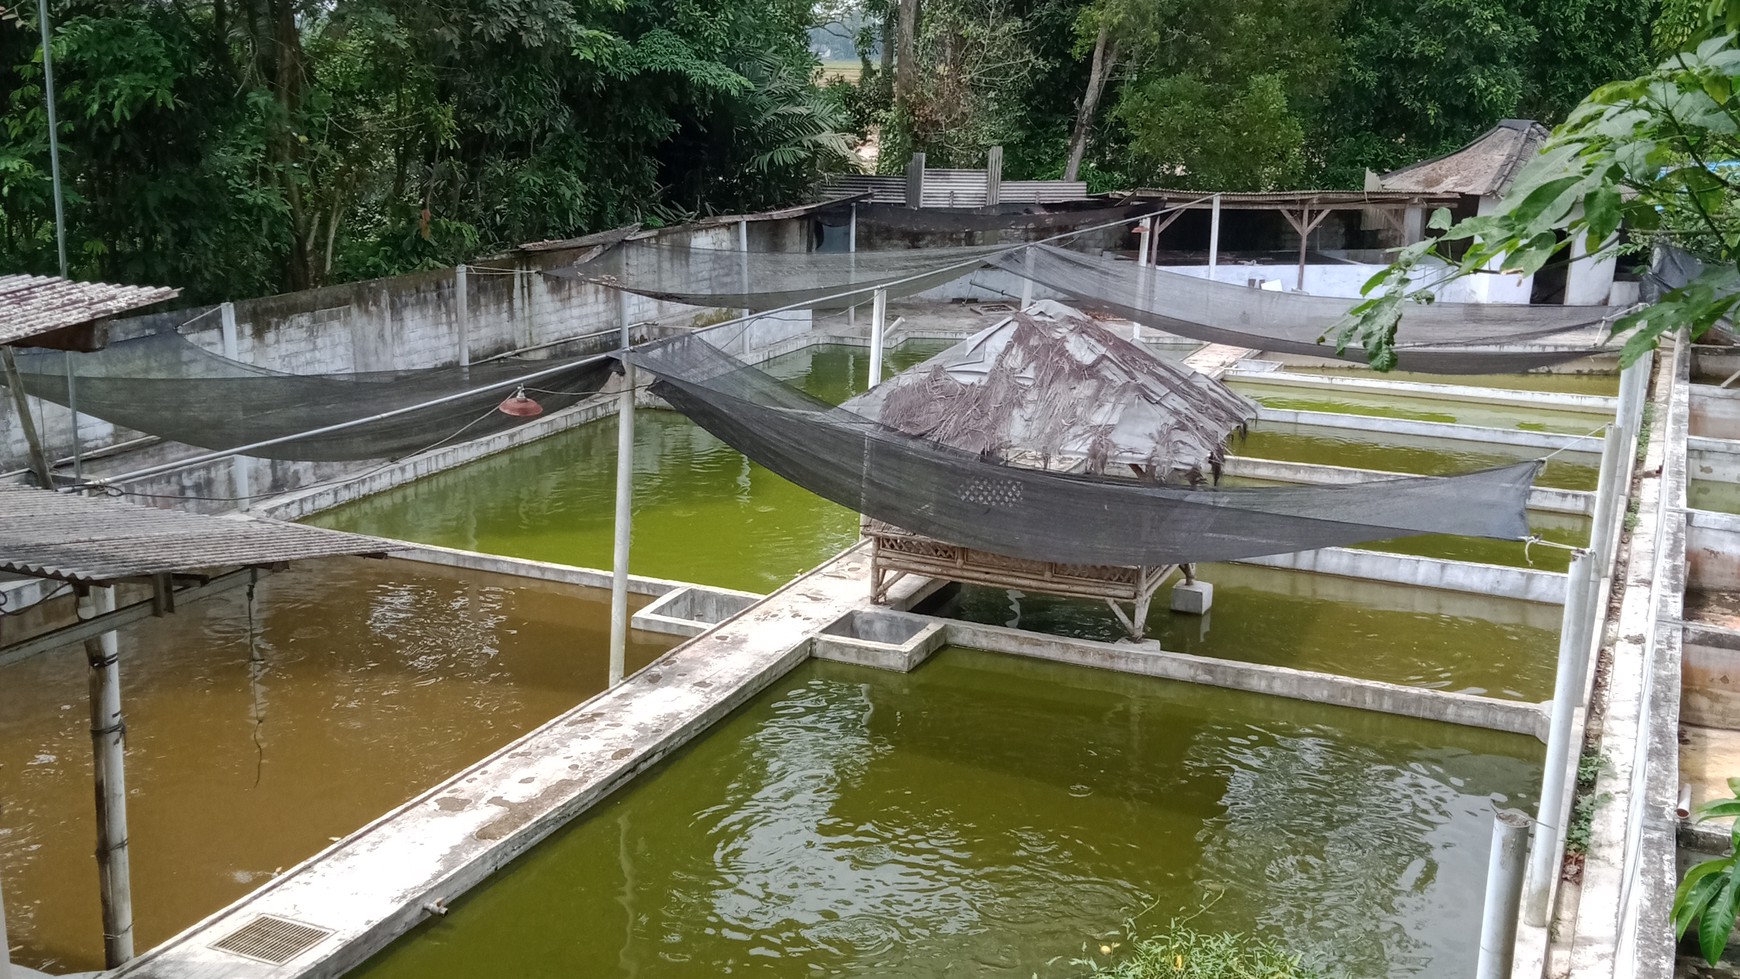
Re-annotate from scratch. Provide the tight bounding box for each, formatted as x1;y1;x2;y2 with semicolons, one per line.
1171;580;1213;614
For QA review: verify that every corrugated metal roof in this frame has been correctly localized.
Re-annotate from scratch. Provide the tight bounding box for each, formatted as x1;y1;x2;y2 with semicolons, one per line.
1381;119;1551;198
0;485;394;584
1116;188;1458;209
0;274;180;347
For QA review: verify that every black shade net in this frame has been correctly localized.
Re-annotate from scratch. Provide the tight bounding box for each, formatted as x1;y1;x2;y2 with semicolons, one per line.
10;331;611;462
549;241;1008;310
995;245;1612;374
628;332;1542;568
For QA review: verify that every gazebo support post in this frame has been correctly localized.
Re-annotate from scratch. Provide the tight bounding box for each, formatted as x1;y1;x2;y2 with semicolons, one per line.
608;292;635;688
79;585;134;968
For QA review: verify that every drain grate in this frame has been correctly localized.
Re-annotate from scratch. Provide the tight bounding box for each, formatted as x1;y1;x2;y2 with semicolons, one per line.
210;914;334;965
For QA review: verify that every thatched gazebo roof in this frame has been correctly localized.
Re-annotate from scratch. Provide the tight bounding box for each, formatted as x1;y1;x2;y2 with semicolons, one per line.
843;300;1256;484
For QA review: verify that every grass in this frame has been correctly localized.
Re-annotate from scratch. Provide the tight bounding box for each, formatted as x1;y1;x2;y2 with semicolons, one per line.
1080;923;1325;979
1566;749;1609;857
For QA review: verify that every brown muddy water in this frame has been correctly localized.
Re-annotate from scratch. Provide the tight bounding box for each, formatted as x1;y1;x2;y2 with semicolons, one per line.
0;557;671;973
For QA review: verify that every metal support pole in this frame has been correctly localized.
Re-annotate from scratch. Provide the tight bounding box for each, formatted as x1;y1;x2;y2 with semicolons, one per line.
1137;216;1152;267
869;288;888;388
1296;207;1311;292
454;265;470;368
38;0;67;279
63;352;81;480
848;205;858;329
1207;194;1222;276
80;586;134;967
737;219;751;319
0;854;11;979
1;347;53;488
1477;808;1532;979
219;303;252;508
1525;550;1595;926
608;293;634;688
1589;425;1627;570
1019;249;1035;309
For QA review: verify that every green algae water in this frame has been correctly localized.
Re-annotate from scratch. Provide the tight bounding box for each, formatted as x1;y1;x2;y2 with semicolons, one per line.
1691;479;1740;516
349;649;1543;979
1228;380;1614;436
931;563;1559;700
1235;421;1601;491
312;344;948;594
1280;365;1620;397
0;558;670;973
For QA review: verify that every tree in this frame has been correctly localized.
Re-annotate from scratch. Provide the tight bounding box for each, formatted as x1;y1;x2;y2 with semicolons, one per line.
1342;4;1740;369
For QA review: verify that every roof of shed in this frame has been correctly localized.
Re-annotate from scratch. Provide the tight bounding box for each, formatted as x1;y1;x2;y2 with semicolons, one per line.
1381;119;1551;198
0;275;180;349
1113;189;1458;210
842;301;1257;480
0;485;393;584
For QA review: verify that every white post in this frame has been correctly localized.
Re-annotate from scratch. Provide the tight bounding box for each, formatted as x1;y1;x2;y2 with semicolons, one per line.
869;288;888;388
80;586;134;967
1477;808;1531;979
454;264;470;368
1589;425;1627;571
0;856;13;979
1208;194;1222;275
848;205;858;329
220;303;252;508
1525;550;1595;926
64;352;81;481
738;219;751;319
1137;216;1152;267
1020;248;1035;309
608;293;634;688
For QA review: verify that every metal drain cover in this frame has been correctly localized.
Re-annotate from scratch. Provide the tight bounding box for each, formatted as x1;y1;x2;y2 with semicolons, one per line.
210;914;334;964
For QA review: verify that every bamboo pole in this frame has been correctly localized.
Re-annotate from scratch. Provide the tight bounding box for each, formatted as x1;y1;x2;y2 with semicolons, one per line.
80;586;134;966
1;348;53;488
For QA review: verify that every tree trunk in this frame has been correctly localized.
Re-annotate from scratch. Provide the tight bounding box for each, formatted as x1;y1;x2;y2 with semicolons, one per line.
1064;25;1115;183
895;0;920;108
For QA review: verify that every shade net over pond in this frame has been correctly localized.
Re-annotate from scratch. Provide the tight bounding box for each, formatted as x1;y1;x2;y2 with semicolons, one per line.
9;331;611;461
628;332;1542;567
995;244;1612;373
550;241;1010;310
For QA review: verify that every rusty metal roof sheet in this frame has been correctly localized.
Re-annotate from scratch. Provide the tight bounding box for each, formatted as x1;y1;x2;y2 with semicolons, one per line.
1381;119;1551;198
0;485;394;584
1114;189;1459;209
0;274;180;347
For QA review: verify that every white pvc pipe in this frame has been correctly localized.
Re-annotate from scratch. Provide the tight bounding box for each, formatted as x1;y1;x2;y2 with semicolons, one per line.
869;288;887;388
1588;425;1627;571
1208;194;1222;274
608;294;634;687
220;302;253;508
1525;550;1594;926
1137;216;1152;267
1477;808;1532;979
848;204;858;328
80;586;134;966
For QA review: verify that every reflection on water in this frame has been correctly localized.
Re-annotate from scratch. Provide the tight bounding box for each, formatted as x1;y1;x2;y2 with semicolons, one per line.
935;562;1560;700
0;558;670;973
352;649;1543;979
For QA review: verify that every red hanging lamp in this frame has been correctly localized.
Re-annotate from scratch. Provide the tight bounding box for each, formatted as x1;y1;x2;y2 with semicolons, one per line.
497;385;543;418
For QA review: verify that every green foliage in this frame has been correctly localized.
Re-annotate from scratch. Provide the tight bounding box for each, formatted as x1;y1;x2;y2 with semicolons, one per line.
1342;25;1740;368
1082;922;1325;979
0;0;848;301
1675;777;1740;965
1118;73;1305;191
1565;749;1608;856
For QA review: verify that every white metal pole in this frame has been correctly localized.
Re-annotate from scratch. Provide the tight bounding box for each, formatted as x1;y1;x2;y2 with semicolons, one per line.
848;205;858;329
1137;216;1152;267
738;219;751;320
1524;550;1594;926
1477;808;1531;979
64;352;81;480
80;586;134;967
1208;194;1222;276
869;288;887;388
0;854;13;979
608;294;634;688
219;303;252;509
1019;248;1035;309
1588;425;1627;571
454;265;470;368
